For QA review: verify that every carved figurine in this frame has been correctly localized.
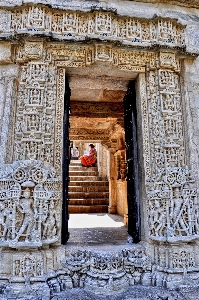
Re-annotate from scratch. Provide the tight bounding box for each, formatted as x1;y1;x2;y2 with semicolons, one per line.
2;202;13;241
0;202;4;237
169;188;189;236
13;188;35;243
43;201;57;239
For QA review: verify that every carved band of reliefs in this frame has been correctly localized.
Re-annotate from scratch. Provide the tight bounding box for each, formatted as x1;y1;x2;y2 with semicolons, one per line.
0;160;61;248
0;6;185;49
16;42;158;71
69;128;111;141
47;247;151;294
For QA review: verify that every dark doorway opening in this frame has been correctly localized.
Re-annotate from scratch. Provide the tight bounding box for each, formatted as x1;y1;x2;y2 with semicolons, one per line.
61;71;140;245
124;81;141;243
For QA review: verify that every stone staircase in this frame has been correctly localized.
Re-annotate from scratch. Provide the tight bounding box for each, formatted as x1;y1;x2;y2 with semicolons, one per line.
68;160;109;213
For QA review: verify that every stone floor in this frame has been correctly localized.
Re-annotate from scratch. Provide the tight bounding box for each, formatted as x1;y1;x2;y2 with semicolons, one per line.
68;213;129;247
50;286;187;300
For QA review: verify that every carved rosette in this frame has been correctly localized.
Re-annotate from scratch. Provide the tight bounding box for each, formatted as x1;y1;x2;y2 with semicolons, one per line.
0;160;61;248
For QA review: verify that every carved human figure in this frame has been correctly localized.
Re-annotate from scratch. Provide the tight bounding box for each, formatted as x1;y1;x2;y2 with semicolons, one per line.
0;202;4;237
30;89;40;105
13;188;35;243
2;202;13;241
170;188;188;235
14;260;20;276
150;200;166;237
42;201;57;239
28;115;38;131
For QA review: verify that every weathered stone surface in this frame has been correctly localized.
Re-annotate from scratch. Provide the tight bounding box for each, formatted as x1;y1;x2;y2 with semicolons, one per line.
0;160;61;248
0;0;199;297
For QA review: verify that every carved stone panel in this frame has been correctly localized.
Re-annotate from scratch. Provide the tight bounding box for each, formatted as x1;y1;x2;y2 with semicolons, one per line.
0;160;61;248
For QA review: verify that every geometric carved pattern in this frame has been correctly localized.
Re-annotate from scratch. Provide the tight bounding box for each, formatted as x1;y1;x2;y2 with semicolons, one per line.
1;6;185;49
13;62;56;168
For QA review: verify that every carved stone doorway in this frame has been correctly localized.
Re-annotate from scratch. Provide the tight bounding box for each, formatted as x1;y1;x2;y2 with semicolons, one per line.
62;63;140;244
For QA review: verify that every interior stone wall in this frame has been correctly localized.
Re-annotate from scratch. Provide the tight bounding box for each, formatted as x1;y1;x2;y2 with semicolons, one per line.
0;1;199;298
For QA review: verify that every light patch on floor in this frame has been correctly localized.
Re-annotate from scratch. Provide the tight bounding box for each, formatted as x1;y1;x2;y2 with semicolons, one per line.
68;213;124;228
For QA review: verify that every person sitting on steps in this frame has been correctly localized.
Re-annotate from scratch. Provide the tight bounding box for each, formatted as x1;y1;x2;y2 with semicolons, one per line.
79;143;97;167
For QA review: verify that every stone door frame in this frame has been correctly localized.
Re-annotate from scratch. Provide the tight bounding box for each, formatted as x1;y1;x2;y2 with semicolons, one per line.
0;4;197;248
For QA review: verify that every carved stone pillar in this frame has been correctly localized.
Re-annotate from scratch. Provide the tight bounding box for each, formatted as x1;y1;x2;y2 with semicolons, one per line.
141;51;199;287
0;43;18;164
108;149;117;214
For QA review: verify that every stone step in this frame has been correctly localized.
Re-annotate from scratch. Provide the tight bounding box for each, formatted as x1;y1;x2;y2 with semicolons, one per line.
69;186;109;192
69;160;109;214
69;192;109;199
70;161;97;167
69;199;109;205
69;160;87;166
69;166;98;172
69;181;109;187
69;176;106;181
69;205;108;214
69;171;99;176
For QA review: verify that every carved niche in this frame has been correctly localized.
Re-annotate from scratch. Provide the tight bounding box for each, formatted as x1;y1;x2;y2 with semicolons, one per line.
0;160;61;248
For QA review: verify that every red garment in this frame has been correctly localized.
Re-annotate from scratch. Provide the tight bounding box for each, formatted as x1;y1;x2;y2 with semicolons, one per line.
80;148;97;167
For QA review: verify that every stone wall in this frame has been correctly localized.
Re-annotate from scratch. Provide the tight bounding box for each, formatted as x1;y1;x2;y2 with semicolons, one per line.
0;0;199;298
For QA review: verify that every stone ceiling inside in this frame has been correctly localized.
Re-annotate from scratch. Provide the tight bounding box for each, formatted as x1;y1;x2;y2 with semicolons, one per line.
68;63;134;142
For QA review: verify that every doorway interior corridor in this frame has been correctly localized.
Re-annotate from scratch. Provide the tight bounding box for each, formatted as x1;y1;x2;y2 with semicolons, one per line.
64;63;140;245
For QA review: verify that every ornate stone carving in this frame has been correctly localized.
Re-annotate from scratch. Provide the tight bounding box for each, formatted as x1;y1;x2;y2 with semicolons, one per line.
70;101;124;118
47;247;151;295
13;40;198;246
144;56;199;242
147;166;198;242
12;252;44;277
13;60;57;169
0;160;61;248
115;150;126;180
0;7;185;50
70;128;110;141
